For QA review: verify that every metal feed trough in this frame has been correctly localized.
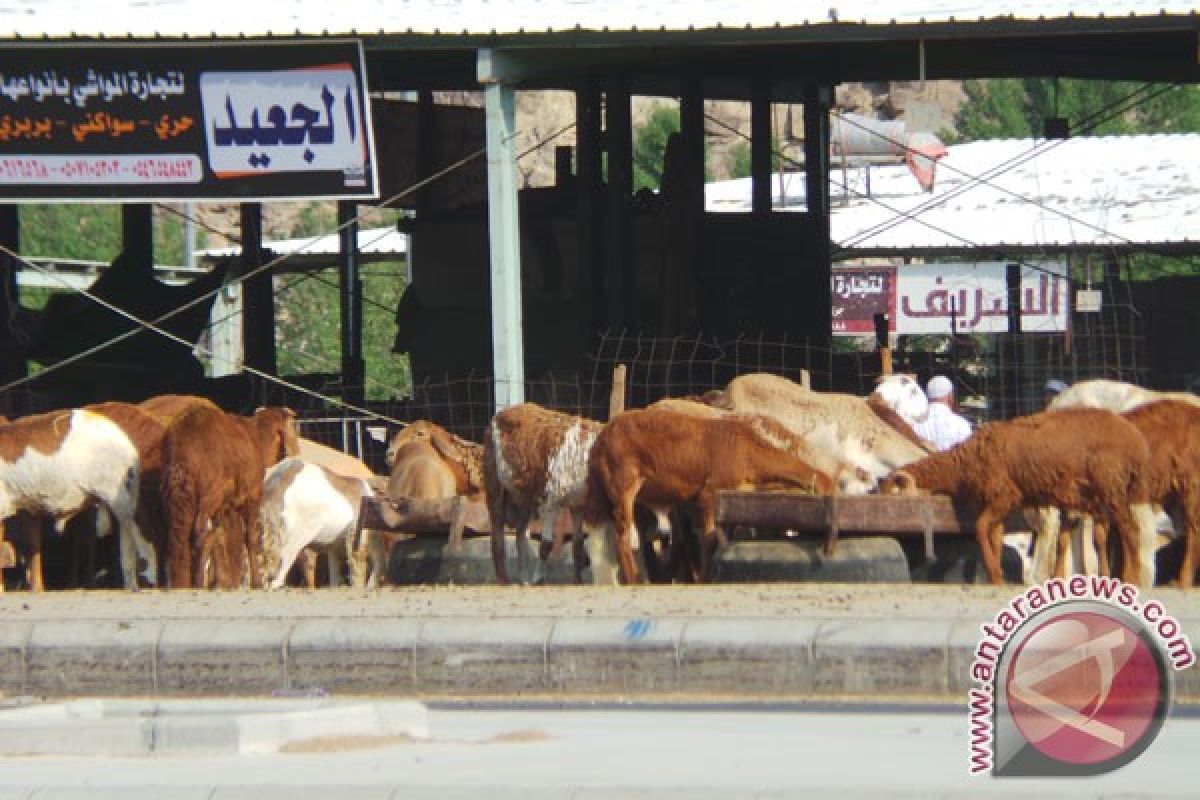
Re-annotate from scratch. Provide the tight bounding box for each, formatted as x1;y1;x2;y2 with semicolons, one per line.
715;491;976;562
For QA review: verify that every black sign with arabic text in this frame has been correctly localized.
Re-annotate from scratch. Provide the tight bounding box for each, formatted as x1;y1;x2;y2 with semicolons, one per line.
0;40;377;201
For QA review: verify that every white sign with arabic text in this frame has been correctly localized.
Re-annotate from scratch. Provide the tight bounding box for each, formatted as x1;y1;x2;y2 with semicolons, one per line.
895;261;1069;334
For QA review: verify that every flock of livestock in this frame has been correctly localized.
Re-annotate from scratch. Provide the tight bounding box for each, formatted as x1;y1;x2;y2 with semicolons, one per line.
0;373;1195;592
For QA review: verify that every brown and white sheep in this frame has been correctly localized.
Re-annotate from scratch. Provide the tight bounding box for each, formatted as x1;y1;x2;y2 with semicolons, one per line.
260;457;375;589
0;409;154;590
160;405;299;589
878;407;1156;587
483;403;603;585
582;406;835;584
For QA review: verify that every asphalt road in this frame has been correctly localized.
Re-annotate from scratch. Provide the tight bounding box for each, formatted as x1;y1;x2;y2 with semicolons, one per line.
0;704;1195;798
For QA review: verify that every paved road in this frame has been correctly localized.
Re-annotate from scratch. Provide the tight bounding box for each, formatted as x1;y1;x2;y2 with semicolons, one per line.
0;705;1194;798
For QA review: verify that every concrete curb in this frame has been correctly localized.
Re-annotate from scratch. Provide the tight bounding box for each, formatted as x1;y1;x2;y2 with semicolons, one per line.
1;614;1196;701
0;698;429;756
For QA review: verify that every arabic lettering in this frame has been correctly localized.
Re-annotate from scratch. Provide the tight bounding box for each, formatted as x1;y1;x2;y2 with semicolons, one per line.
832;272;887;299
212;84;343;149
901;276;1008;330
0;69;185;108
0;115;55;142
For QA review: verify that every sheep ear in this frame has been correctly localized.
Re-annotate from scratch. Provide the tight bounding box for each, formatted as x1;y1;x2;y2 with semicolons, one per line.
430;429;462;464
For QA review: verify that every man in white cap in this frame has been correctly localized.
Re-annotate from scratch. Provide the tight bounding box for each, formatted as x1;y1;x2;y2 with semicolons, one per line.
914;374;973;451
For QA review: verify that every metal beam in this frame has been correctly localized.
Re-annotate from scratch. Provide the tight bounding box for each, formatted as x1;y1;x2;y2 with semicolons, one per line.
480;49;526;410
338;201;366;407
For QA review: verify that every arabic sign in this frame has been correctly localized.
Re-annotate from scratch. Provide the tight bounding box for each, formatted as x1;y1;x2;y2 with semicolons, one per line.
832;266;895;335
832;261;1069;336
0;41;376;201
896;262;1069;334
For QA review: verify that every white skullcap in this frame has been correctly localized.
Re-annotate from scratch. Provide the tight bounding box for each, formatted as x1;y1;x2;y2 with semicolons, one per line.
926;375;954;400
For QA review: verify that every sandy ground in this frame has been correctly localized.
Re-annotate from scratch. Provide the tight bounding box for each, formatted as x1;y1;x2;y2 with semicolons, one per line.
2;582;1198;622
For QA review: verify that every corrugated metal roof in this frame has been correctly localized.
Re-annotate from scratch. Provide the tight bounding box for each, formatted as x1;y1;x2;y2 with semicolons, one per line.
705;134;1200;251
0;1;1194;39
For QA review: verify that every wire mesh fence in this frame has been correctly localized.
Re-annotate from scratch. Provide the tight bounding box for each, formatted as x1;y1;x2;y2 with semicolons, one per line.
295;282;1148;448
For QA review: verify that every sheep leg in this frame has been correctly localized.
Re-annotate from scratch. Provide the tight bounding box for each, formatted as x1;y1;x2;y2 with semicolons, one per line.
271;534;311;590
514;515;537;585
488;496;513;585
302;549;318;589
1119;503;1159;589
975;510;1005;585
570;513;587;584
1025;507;1058;583
27;519;44;592
612;486;643;585
1177;492;1199;588
531;508;560;585
1089;517;1109;577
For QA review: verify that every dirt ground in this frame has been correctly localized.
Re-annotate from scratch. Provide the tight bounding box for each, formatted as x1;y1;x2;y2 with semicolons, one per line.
2;582;1198;622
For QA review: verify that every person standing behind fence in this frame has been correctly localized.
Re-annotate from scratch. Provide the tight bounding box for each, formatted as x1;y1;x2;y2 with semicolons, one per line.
914;375;973;451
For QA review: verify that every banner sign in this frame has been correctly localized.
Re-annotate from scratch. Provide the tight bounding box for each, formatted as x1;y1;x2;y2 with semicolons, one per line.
831;266;895;335
833;261;1069;336
0;40;377;201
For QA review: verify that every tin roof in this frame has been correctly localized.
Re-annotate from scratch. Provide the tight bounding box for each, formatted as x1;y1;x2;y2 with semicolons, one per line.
0;1;1194;39
705;134;1200;252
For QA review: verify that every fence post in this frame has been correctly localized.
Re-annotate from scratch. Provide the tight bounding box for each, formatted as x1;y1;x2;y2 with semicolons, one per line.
609;364;628;419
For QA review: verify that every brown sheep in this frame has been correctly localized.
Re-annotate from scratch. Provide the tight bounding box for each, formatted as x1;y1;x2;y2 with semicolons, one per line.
1121;400;1200;587
160;405;299;589
878;407;1155;587
582;406;835;584
355;420;486;587
386;420;484;497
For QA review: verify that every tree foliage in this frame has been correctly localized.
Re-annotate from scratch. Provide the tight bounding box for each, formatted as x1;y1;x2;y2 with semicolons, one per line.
951;79;1200;142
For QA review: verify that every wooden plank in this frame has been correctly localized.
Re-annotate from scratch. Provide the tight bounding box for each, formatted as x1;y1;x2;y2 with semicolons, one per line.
715;491;975;536
359;496;491;535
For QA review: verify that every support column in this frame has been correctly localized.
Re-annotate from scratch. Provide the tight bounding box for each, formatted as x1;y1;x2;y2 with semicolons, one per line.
479;49;526;410
604;75;633;328
575;80;604;337
0;206;24;388
120;204;154;270
338;201;366;407
239;203;277;390
801;85;833;345
751;77;773;214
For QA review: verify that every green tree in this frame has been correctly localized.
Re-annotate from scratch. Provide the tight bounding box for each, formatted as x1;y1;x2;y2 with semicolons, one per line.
728;137;782;180
952;79;1200;142
633;106;681;191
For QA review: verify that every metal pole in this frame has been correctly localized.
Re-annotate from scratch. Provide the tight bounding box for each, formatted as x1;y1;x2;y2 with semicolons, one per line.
479;49;526;411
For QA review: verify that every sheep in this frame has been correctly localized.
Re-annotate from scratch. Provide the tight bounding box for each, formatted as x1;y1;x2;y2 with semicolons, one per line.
1033;379;1200;583
1121;399;1200;587
0;409;154;591
878;407;1156;587
260;457;374;589
355;420;487;587
707;372;932;490
483;403;602;585
582;406;835;584
160;405;299;589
